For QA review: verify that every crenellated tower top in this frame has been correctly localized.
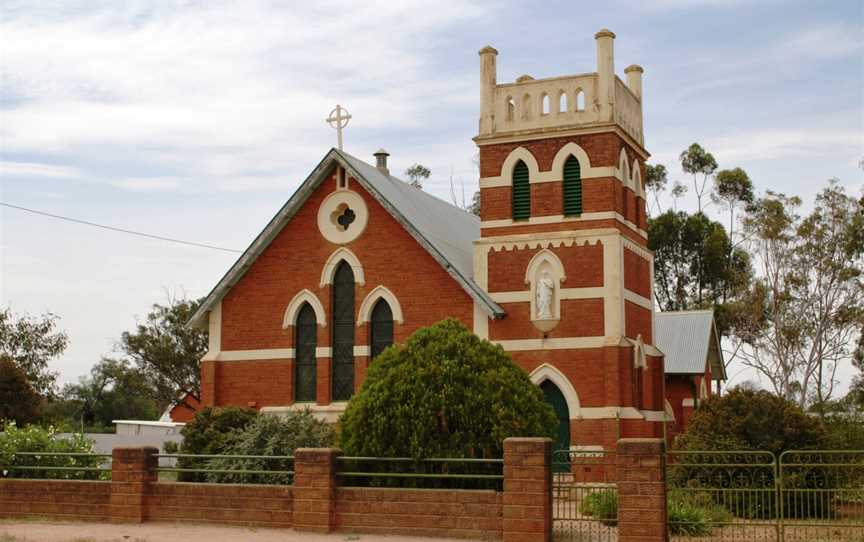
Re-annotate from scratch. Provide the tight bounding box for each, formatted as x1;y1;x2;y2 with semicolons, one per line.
476;29;644;148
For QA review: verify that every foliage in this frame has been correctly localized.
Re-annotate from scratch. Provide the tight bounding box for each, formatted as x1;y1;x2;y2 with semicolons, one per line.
469;189;481;216
120;296;208;412
51;358;159;429
173;406;258;481
644;163;668;215
340;319;557;460
404;163;430;189
579;491;618;526
0;355;42;425
0;422;104;480
732;181;864;407
648;210;751;333
0;307;68;395
821;412;864;450
205;410;335;484
676;388;826;456
667;498;711;536
679;142;718;213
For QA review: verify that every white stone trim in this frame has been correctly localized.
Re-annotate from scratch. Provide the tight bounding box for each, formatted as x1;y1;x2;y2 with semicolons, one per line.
682;398;695;408
316;347;332;358
202;302;222;361
495;336;606;351
282;289;327;328
316;189;369;245
480;211;647;239
208;348;295;361
262;402;348;423
632;158;644;198
530;363;581;416
490;287;606;304
354;345;370;356
578;406;666;421
624;289;653;311
621;236;652;260
618;148;630;190
665;400;676;422
498;146;541;184
319;247;365;287
473;302;489;339
356;285;404;325
480;143;619;188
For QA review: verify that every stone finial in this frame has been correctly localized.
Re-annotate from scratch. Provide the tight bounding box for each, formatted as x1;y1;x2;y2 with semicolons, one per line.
478;45;498;56
625;64;644;100
595;28;616;39
515;74;535;83
625;64;644;74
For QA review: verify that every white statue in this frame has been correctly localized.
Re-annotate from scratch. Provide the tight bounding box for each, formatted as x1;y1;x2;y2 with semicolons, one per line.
536;270;555;319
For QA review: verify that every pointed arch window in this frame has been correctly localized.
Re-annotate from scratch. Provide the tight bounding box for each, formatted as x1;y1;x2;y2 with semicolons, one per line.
294;303;317;402
512;160;531;221
563;155;582;216
332;261;355;401
370;299;394;359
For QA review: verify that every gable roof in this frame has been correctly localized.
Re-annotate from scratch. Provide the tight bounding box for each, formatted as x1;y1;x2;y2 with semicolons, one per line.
654;310;726;380
189;148;504;328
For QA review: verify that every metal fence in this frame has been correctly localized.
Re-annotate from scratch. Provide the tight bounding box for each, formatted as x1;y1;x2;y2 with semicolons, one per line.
667;449;864;542
154;453;295;484
336;456;504;490
0;451;112;480
552;449;618;542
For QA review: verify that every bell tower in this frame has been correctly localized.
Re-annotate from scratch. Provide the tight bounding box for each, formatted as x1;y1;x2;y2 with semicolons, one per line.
473;30;665;450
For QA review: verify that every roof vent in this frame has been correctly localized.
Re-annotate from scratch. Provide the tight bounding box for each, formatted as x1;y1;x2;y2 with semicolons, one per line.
373;148;390;175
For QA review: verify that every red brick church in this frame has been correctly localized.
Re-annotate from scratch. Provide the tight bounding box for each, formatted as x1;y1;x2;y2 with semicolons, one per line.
189;29;670;453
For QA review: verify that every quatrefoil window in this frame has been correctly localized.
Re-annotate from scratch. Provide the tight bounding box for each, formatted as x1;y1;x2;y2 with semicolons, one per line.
331;204;356;231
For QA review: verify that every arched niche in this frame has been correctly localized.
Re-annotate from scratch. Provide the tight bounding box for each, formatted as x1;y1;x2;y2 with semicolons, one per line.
498;147;540;185
549;142;592;177
357;285;404;325
618;148;631;189
319;247;365;287
282;289;327;328
524;249;566;332
530;363;581;417
631;158;644;198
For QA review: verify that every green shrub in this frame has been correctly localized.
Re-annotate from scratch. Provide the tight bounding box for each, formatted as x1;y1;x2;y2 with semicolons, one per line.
668;498;710;536
205;409;335;484
579;491;618;526
174;406;258;481
0;422;104;480
340;318;557;460
0;356;42;425
822;412;864;450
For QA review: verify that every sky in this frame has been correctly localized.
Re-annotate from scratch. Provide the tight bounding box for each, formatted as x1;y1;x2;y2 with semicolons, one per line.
1;0;862;395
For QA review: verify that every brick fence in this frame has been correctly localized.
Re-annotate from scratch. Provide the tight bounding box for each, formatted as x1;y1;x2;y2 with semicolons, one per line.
0;437;669;541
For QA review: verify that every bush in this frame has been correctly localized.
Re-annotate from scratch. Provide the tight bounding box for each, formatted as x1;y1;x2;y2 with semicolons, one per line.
205;410;335;484
676;388;826;455
580;491;618;526
822;412;864;450
340;319;557;460
0;422;104;480
174;406;258;481
0;356;42;425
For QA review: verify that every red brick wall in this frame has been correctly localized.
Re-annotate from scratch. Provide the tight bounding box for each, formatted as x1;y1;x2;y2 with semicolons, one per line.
212;171;475;407
623;247;651;299
490;299;604;341
0;480;110;521
146;482;292;528
665;375;694;439
336;488;502;540
487;244;603;292
625;301;652;343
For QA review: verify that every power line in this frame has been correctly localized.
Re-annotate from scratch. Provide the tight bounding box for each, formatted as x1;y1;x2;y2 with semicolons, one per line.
0;202;243;254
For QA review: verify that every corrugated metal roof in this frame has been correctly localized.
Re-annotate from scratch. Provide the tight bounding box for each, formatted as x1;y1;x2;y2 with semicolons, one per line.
189;148;504;328
655;310;725;379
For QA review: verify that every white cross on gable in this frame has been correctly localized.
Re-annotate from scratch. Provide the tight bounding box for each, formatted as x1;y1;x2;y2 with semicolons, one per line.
326;104;352;151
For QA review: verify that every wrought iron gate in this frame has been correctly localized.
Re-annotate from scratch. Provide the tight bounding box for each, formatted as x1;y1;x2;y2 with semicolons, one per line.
552;449;618;542
667;449;864;542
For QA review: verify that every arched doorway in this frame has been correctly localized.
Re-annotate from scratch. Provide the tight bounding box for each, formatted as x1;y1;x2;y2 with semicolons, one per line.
541;380;571;456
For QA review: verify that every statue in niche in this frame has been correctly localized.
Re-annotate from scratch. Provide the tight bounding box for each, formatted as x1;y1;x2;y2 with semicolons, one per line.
536;269;555;319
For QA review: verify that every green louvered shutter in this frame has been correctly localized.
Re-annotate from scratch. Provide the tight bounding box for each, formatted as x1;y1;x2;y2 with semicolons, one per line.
512;160;531;220
563;155;582;216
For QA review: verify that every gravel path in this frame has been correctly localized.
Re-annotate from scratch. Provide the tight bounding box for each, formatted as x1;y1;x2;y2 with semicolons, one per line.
0;521;476;542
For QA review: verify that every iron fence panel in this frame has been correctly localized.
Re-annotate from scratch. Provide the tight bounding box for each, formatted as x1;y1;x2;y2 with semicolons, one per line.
552;449;618;542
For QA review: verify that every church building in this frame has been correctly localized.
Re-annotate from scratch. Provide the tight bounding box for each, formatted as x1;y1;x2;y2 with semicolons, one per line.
189;29;666;453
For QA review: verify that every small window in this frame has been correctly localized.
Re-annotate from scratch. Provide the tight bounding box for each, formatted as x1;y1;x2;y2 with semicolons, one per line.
558;91;568;113
506;96;515;121
541;94;550;115
512;160;531;221
295;303;317;402
576;90;585;111
521;94;532;120
563;156;582;216
370;299;394;359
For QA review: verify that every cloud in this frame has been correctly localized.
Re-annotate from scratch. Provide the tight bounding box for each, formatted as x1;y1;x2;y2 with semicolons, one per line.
0;161;81;178
109;178;180;191
706;128;862;162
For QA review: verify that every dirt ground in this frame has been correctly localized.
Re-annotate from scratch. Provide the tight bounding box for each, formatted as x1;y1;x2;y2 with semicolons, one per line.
0;521;477;542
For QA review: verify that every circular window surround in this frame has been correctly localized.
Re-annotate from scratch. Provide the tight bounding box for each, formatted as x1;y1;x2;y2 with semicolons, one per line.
317;190;369;245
